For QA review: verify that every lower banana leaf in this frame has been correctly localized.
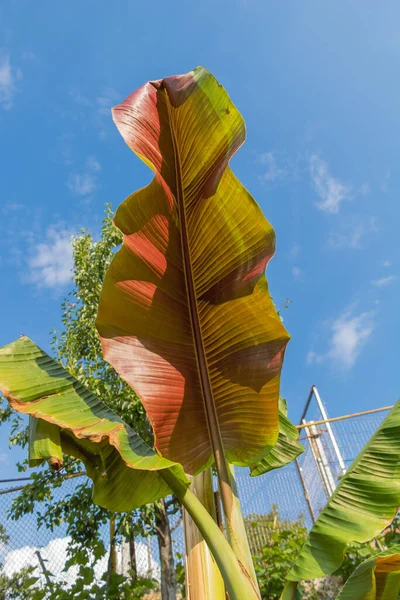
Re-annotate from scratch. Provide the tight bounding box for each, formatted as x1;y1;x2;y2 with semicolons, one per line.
250;397;303;476
285;399;400;585
335;545;400;600
0;337;188;511
280;581;301;600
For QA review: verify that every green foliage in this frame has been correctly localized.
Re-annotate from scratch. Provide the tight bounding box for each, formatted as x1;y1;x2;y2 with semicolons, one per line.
0;525;9;547
51;204;147;438
336;541;381;582
252;511;311;600
175;553;186;599
49;572;156;599
0;205;180;599
0;566;45;600
251;509;400;599
335;516;400;582
245;505;303;556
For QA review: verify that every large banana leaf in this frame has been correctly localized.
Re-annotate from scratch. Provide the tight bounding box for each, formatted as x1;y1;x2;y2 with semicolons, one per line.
285;400;400;585
250;397;304;477
335;545;400;600
0;337;188;511
96;66;290;475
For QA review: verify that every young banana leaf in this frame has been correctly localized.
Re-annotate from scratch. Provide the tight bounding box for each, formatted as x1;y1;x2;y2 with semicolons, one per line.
335;544;400;600
0;336;188;511
96;65;290;476
250;397;304;476
283;399;400;591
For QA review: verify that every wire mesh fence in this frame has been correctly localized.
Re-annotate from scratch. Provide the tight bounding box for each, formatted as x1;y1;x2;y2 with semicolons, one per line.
0;389;391;595
297;388;388;519
0;475;186;593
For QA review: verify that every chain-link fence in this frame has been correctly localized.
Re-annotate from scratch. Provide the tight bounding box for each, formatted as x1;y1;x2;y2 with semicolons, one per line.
0;475;184;589
297;387;389;520
0;388;391;594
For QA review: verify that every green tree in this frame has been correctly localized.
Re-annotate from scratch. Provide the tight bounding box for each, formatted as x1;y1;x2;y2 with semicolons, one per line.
0;565;45;600
1;205;180;599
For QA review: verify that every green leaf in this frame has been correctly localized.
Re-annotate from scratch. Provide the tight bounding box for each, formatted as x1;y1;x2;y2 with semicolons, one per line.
280;580;301;599
0;336;188;511
286;400;400;583
335;544;400;600
29;416;63;469
250;398;303;476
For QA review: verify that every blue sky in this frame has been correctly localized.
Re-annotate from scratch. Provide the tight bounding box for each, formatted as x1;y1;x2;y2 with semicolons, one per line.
1;1;399;477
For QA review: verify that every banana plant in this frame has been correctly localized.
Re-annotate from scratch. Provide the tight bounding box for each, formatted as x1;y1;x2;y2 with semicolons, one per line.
281;399;400;599
335;545;400;600
95;65;290;590
7;65;397;600
0;67;400;600
0;66;292;599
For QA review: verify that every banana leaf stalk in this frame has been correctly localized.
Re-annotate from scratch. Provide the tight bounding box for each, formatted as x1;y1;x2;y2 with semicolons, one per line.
183;469;225;600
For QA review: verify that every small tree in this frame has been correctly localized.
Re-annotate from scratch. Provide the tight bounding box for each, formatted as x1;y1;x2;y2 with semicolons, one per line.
0;565;45;600
2;206;180;599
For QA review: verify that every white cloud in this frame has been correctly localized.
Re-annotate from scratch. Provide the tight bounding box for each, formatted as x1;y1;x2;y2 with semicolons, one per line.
68;87;120;139
310;154;351;214
308;307;375;370
67;156;101;197
328;216;378;250
96;88;120;139
2;537;107;586
358;182;370;197
383;260;392;267
292;266;302;280
0;53;22;110
26;226;74;288
86;156;101;172
96;87;120;116
2;203;24;214
381;169;390;193
372;275;397;288
21;50;39;63
3;537;72;582
258;152;287;182
69;86;91;107
306;351;317;366
288;243;301;260
67;173;97;196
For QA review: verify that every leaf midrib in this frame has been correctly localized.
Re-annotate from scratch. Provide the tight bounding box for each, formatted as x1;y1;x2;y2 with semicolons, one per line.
164;90;228;474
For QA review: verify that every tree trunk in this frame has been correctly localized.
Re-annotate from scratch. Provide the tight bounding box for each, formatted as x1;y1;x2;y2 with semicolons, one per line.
129;532;137;580
107;516;117;586
156;499;177;600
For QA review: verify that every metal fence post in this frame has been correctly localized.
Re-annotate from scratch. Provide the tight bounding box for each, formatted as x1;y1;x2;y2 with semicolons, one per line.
294;458;316;524
313;386;347;476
